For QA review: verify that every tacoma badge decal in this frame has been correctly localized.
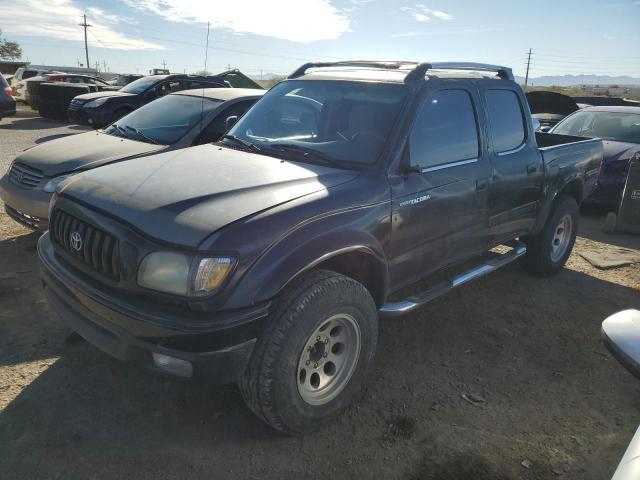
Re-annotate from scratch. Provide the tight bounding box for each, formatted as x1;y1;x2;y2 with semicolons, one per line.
399;194;431;207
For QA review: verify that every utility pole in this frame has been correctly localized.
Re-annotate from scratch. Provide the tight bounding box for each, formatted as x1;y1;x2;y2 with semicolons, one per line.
79;14;92;72
162;59;167;70
524;48;532;91
95;61;99;73
103;60;107;72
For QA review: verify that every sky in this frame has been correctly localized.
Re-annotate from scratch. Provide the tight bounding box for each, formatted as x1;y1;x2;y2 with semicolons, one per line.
0;0;639;79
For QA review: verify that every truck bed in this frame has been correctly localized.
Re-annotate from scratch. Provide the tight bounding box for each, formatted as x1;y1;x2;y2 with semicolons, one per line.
536;131;603;202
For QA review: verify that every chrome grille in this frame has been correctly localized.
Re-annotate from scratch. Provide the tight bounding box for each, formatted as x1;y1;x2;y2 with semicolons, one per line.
9;162;44;189
50;209;120;279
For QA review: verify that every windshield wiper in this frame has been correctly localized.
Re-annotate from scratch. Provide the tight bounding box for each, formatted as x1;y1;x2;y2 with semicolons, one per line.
221;134;261;153
111;123;130;139
124;125;160;145
269;143;344;169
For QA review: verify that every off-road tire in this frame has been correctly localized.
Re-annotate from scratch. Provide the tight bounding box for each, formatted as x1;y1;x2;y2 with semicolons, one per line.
238;269;378;434
519;195;579;276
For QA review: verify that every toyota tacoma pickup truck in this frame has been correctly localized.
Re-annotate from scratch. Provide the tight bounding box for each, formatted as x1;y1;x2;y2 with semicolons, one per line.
38;61;603;434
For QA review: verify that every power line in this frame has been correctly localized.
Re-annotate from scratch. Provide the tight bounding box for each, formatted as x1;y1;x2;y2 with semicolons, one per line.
532;50;640;60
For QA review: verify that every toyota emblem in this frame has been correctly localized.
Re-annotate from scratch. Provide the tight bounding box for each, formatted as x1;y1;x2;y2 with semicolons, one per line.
70;231;83;251
15;172;24;183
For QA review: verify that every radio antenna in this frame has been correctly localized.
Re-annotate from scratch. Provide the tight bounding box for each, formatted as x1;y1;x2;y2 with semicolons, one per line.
200;21;211;135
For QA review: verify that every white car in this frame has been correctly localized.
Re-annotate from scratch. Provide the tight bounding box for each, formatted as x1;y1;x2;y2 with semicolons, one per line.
11;67;51;103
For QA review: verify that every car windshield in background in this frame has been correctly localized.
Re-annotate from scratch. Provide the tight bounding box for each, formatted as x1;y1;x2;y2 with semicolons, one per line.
553;111;640;144
103;95;222;145
227;80;408;166
119;76;159;94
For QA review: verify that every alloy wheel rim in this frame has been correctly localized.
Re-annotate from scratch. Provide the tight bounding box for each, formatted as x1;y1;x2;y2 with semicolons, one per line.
550;214;573;262
297;313;361;406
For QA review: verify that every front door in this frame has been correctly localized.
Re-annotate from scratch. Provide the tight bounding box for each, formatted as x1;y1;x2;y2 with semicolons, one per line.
389;86;492;290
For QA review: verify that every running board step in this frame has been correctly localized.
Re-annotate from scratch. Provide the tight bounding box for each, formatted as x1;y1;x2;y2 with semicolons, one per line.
379;240;526;317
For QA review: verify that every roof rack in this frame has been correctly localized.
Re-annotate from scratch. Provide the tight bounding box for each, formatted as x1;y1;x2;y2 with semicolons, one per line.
406;62;514;82
288;60;514;83
288;61;418;79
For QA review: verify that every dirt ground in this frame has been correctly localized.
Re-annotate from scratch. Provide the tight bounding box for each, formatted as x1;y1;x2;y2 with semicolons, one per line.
1;108;640;479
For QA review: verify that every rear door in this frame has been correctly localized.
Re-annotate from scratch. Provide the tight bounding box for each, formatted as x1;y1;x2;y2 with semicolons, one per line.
389;85;492;288
484;87;543;242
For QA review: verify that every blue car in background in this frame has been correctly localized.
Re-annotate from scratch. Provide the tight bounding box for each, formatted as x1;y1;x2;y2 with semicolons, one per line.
551;106;640;207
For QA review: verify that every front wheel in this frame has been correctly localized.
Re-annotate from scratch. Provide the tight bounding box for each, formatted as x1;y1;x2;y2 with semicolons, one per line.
519;195;579;276
238;270;378;434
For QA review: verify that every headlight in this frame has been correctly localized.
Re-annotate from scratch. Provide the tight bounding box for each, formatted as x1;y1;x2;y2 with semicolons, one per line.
43;173;78;193
137;253;234;296
83;97;109;108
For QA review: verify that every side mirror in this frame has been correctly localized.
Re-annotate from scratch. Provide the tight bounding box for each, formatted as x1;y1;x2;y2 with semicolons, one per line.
602;309;640;379
539;125;552;133
224;115;238;131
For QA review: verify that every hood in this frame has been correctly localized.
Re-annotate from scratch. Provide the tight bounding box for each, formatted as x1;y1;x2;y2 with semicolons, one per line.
16;131;164;177
527;91;579;116
602;140;640;164
59;145;359;248
74;90;132;101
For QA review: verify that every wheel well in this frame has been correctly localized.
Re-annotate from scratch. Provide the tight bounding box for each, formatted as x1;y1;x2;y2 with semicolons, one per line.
312;251;386;307
560;179;583;206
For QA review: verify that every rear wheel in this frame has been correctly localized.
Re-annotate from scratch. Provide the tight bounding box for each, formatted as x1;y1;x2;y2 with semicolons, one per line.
238;270;378;434
519;195;579;276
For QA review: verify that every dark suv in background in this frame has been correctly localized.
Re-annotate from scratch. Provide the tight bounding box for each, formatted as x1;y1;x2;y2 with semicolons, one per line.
68;74;231;128
0;73;17;120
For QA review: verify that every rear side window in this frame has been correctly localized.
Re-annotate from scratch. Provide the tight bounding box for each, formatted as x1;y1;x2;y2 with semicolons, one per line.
409;89;479;169
0;74;8;88
486;89;526;152
157;81;182;96
22;70;39;80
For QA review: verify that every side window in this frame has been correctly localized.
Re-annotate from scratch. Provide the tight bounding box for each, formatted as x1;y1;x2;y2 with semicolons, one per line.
486;89;526;153
409;89;479;169
187;81;217;89
157;81;182;97
194;100;257;145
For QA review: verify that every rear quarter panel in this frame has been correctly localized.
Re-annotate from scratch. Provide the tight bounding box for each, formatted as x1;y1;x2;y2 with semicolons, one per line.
533;136;603;233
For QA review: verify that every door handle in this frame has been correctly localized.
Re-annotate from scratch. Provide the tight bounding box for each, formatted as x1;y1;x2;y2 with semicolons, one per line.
526;163;538;174
476;178;489;191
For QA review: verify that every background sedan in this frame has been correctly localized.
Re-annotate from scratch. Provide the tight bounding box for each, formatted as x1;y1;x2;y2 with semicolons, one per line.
551;106;640;207
0;88;264;230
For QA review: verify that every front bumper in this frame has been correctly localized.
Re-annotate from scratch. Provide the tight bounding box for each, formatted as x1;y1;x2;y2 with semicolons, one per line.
67;104;90;125
38;232;268;384
68;105;110;128
0;173;51;230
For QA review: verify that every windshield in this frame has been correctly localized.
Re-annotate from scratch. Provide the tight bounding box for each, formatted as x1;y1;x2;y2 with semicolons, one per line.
552;110;640;144
226;79;408;166
103;95;222;145
120;76;160;94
